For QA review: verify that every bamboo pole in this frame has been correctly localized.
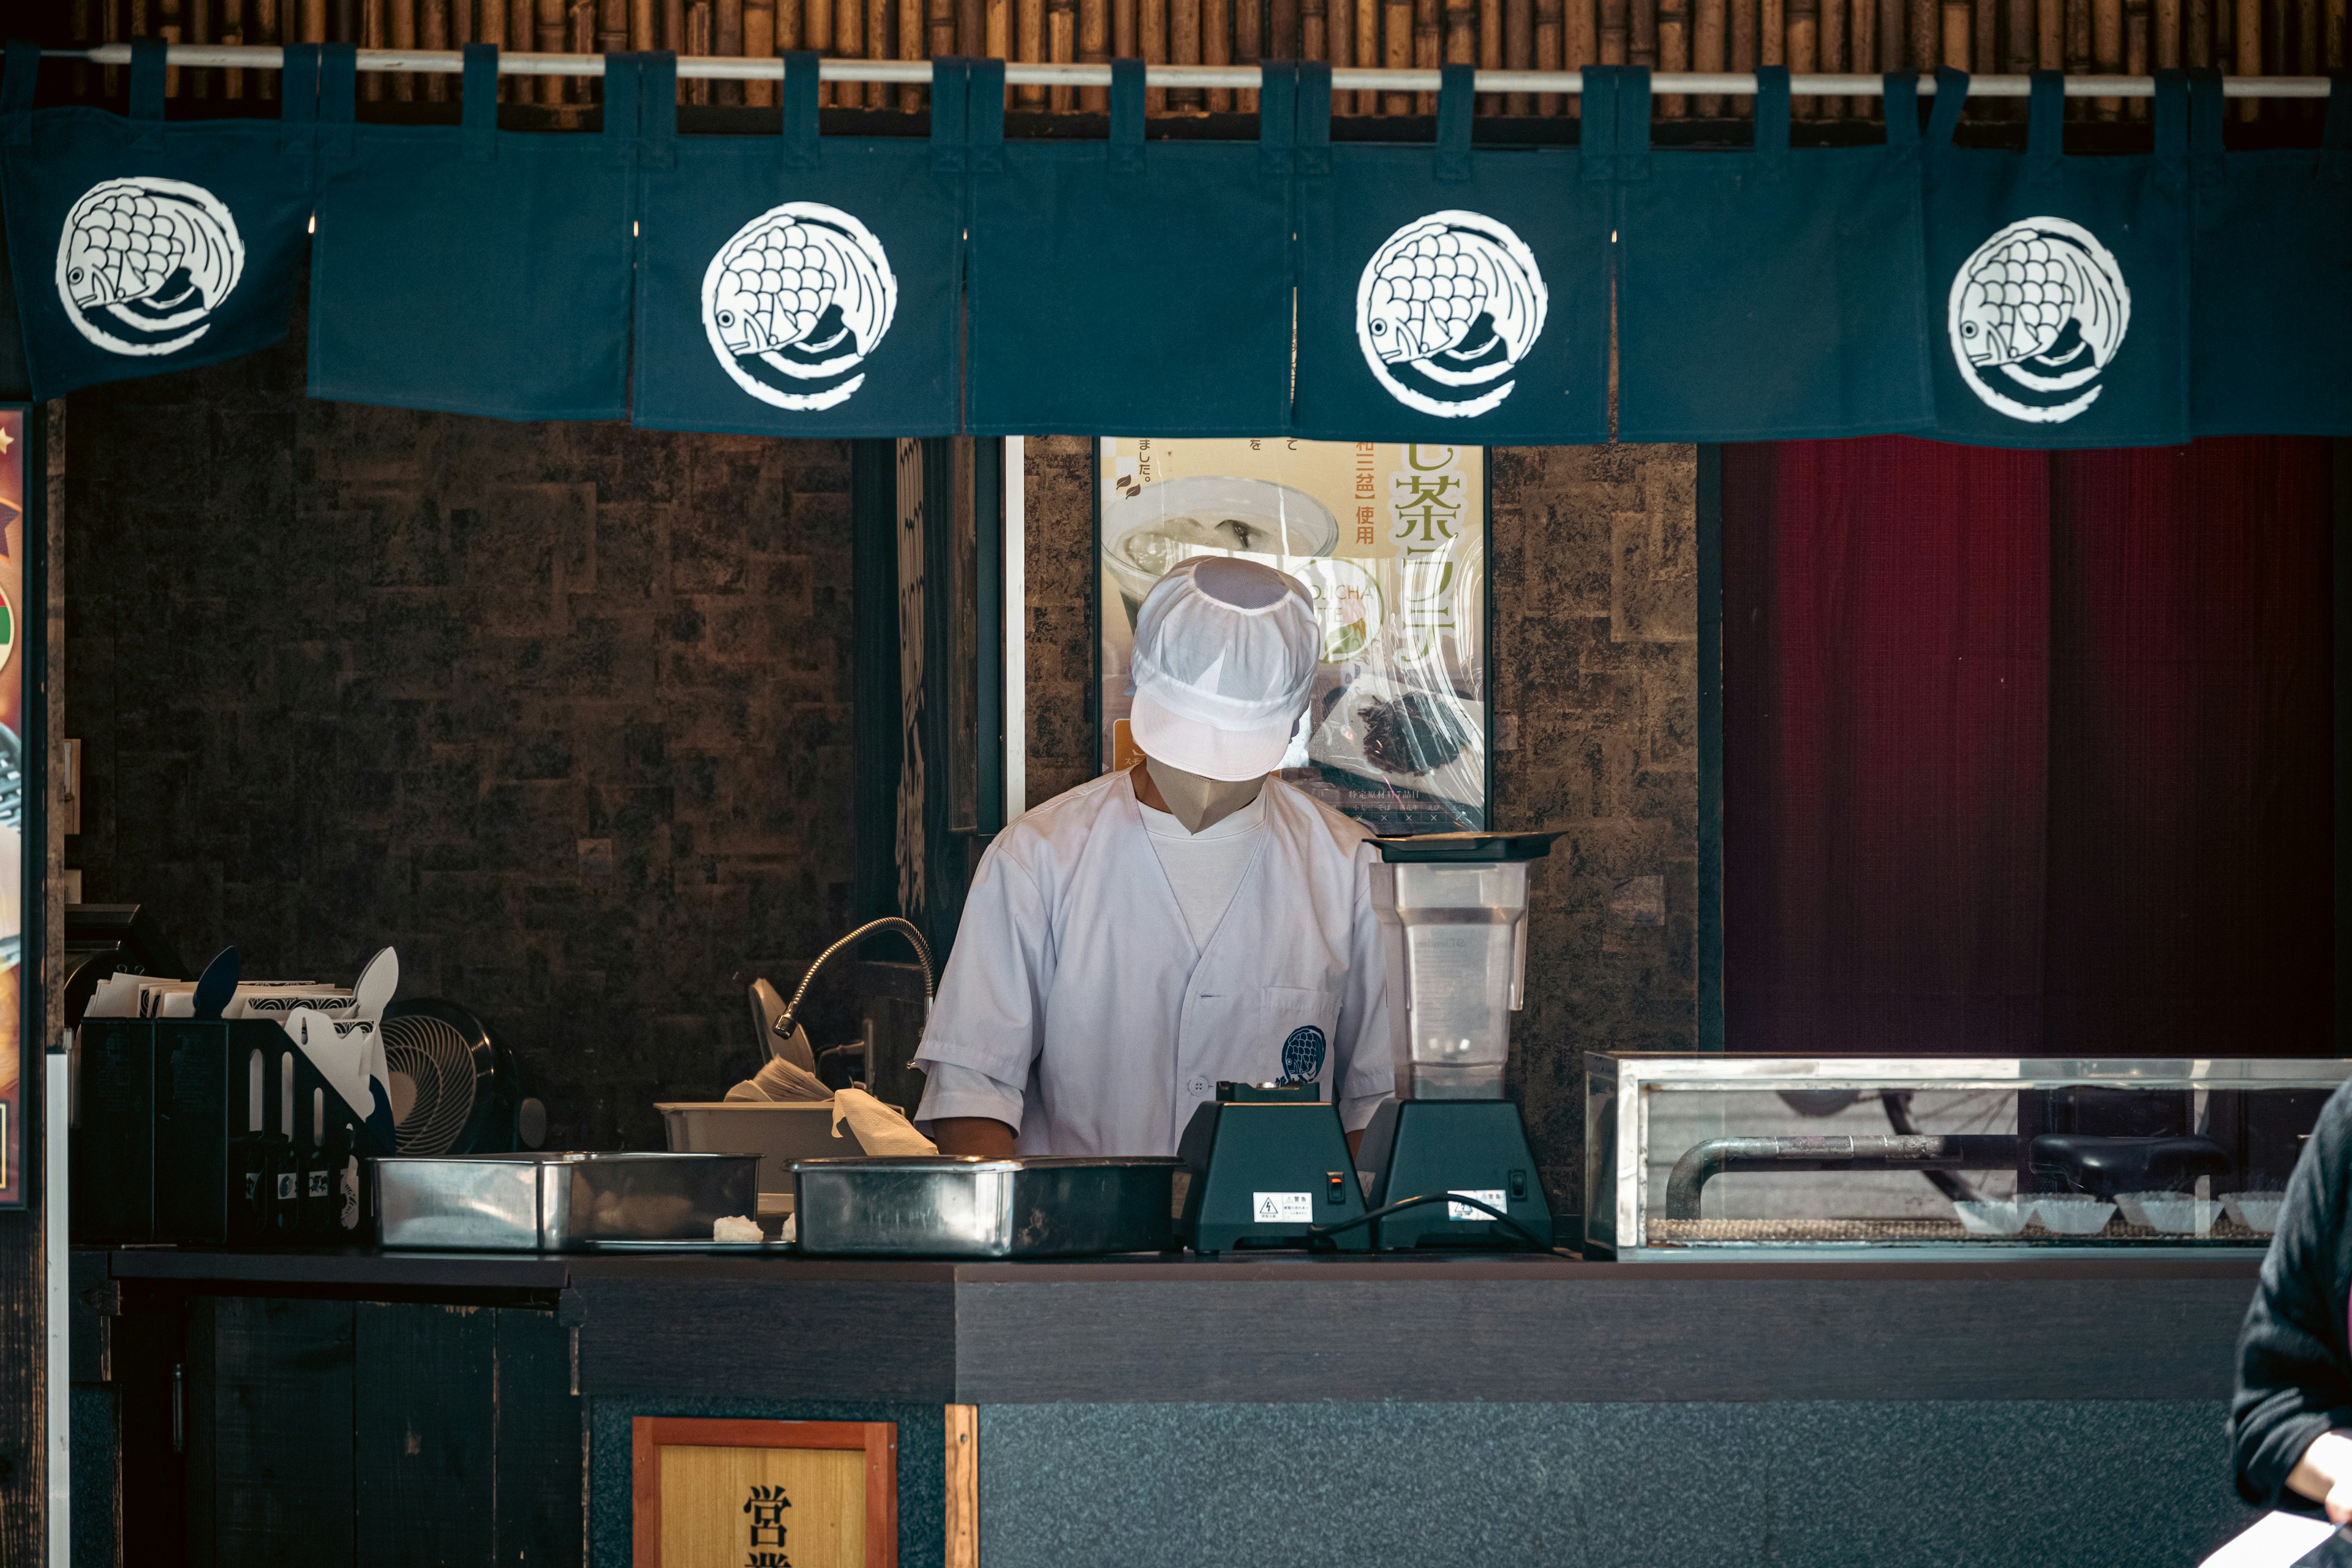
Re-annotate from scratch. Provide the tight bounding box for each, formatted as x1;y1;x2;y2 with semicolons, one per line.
1786;0;1812;104
1275;0;1300;61
1819;0;1843;113
1657;0;1686;108
1326;0;1352;111
1939;0;1964;62
1140;0;1164;109
2124;0;2147;110
1415;0;1440;109
2185;0;2207;60
420;0;447;101
2294;0;2316;66
107;0;126;97
2035;0;2059;61
2064;0;2089;92
631;0;655;45
1633;0;1659;67
1175;0;1202;109
1694;0;1722;110
1357;0;1382;108
2328;0;2344;66
226;0;250;99
1601;0;1626;58
1079;0;1108;105
1504;0;1531;109
1294;0;1319;99
2152;0;2177;58
2093;0;2120;111
1112;0;1136;81
1447;0;1476;64
1762;0;1782;60
869;0;893;105
2264;0;2285;68
1729;0;1753;113
960;0;982;51
601;0;628;51
1973;0;1994;80
1067;0;1092;108
1907;0;1932;67
1237;0;1261;107
1479;0;1504;111
2003;0;2031;67
1538;0;1566;111
388;0;415;102
685;2;713;100
187;0;209;99
713;0;742;102
2236;0;2258;116
742;0;774;102
534;0;564;104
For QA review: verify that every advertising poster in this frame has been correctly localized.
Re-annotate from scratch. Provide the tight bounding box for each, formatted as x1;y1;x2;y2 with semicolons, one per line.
0;408;23;1207
1099;437;1488;835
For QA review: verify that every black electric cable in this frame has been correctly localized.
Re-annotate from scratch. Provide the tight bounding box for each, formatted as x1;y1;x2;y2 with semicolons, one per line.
1307;1191;1551;1252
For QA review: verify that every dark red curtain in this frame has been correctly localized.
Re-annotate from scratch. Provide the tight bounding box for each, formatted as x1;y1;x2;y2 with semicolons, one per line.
1722;436;2335;1056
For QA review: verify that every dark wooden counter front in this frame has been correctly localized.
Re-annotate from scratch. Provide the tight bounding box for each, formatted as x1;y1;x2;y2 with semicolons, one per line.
88;1245;2262;1405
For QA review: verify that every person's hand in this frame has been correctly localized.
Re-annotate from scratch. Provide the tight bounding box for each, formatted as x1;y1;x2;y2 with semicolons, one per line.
2289;1431;2352;1520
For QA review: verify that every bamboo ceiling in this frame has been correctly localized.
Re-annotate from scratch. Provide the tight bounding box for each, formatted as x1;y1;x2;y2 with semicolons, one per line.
63;0;2350;123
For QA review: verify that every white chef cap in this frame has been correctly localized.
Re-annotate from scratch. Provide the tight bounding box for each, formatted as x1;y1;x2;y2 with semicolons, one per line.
1128;556;1321;782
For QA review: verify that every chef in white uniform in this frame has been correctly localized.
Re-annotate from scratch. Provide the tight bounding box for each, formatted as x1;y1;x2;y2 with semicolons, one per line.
913;555;1395;1158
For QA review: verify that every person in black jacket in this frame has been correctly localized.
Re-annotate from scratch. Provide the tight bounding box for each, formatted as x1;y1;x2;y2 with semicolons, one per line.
2233;1080;2352;1517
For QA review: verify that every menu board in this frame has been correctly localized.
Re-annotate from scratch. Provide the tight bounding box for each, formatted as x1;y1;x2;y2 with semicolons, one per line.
0;409;24;1207
1098;437;1488;835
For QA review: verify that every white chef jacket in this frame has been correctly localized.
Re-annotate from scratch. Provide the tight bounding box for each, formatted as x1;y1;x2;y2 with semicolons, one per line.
911;770;1396;1157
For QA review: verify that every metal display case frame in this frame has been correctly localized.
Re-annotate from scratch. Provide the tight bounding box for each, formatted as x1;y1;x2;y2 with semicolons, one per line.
1585;1054;2352;1259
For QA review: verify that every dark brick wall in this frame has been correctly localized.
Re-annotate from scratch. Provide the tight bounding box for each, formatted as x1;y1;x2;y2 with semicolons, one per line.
65;332;860;1154
1020;439;1703;1220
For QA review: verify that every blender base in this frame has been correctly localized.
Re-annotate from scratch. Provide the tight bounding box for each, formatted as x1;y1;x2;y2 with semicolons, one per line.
1360;1099;1555;1251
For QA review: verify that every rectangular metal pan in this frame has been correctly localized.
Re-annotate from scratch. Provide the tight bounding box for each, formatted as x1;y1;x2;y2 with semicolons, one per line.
375;1152;760;1250
791;1156;1183;1258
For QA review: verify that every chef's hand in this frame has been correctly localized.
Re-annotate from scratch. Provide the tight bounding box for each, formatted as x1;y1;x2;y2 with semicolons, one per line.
2289;1431;2352;1521
933;1117;1018;1159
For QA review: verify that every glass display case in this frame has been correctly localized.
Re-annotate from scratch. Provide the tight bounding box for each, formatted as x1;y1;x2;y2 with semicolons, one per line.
1583;1055;2351;1258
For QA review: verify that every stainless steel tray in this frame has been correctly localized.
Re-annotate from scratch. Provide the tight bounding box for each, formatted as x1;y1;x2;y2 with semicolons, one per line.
375;1152;760;1251
791;1156;1183;1258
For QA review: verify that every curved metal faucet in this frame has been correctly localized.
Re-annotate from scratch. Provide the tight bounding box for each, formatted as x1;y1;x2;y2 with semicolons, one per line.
771;916;937;1057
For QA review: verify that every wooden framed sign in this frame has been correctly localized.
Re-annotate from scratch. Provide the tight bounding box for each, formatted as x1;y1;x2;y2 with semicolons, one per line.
633;1417;897;1568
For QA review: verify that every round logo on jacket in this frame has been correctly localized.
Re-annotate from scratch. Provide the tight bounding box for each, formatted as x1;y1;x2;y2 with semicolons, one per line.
702;202;897;412
1355;210;1548;420
1948;216;2130;424
57;177;246;357
1280;1025;1328;1083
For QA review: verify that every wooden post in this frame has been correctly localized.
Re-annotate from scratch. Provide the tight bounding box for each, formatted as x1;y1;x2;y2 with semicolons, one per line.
945;1407;979;1568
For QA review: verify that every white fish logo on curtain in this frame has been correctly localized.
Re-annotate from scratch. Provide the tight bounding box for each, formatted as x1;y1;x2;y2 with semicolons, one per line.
56;177;246;356
1355;211;1547;419
702;202;897;412
1948;216;2130;424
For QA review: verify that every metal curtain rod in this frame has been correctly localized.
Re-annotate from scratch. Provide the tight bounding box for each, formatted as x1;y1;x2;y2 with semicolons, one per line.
48;45;2338;98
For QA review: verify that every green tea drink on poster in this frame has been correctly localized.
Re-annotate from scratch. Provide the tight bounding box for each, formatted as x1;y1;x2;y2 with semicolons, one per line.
0;408;22;1205
1099;438;1487;834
